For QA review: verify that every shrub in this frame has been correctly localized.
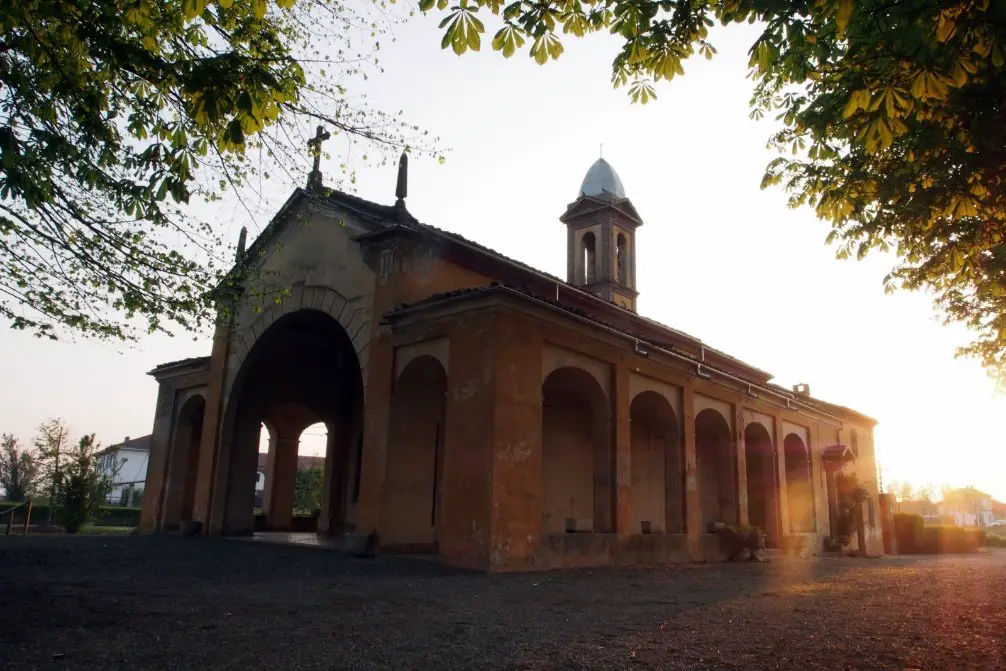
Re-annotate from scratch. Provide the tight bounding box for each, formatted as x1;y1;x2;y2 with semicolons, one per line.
893;513;924;550
900;523;984;554
715;524;766;561
54;435;114;533
985;534;1006;548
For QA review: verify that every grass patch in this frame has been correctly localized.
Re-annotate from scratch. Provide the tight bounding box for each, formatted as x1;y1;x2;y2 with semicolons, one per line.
78;525;137;536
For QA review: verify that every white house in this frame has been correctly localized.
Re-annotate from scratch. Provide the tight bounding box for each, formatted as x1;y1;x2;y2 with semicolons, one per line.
938;487;996;528
96;436;151;507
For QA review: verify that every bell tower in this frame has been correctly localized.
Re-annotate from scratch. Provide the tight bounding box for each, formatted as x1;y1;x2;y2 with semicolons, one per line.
560;158;643;311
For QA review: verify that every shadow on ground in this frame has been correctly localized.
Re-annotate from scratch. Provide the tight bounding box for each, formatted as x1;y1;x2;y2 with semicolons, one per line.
1;536;1004;670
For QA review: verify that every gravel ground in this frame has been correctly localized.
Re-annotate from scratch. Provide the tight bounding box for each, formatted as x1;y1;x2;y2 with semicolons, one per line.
1;536;1004;671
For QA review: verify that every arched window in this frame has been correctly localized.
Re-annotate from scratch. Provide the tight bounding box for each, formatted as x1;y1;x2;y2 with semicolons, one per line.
582;232;596;284
616;233;627;285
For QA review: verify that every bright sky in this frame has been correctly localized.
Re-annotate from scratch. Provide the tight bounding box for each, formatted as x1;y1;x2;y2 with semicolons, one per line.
1;15;1003;500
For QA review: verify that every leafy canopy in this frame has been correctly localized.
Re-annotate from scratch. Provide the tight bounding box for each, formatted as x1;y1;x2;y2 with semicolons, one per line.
1;0;430;341
0;433;39;502
425;0;1006;380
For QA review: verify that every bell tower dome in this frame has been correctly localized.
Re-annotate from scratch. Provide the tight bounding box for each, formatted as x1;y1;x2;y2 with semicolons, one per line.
560;158;643;311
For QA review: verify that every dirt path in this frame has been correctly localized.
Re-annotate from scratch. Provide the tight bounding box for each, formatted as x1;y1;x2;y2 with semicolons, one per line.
2;536;1004;670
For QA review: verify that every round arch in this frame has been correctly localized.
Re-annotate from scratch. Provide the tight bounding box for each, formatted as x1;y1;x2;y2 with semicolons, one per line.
695;408;736;530
784;433;814;533
744;422;779;546
219;308;364;535
629;391;683;534
159;394;206;531
381;355;448;549
541;366;612;534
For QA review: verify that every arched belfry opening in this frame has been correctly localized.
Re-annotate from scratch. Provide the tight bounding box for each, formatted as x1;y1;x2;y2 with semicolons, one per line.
541;367;613;534
220;309;364;536
382;355;448;550
560;157;643;311
582;232;597;284
629;391;683;534
616;233;628;285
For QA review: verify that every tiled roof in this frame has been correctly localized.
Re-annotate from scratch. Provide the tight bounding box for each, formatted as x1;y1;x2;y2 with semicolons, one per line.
97;434;152;456
149;356;210;372
330;190;766;378
386;283;704;366
386;283;879;425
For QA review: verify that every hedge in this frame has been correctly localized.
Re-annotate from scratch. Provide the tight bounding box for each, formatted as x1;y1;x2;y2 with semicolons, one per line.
894;513;985;554
0;502;141;529
984;534;1006;548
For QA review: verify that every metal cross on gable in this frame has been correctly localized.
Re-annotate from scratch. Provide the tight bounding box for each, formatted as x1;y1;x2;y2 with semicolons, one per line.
307;124;331;191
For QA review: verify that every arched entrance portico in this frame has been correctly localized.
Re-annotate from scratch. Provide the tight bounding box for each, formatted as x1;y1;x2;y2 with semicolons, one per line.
220;309;364;536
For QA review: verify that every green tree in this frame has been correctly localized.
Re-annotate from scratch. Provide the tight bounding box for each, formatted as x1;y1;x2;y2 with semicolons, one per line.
426;0;1006;381
2;0;432;342
33;418;74;523
0;433;39;501
293;465;323;514
54;433;114;533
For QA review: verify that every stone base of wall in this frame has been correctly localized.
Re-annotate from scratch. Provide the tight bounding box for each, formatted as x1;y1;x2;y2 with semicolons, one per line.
528;533;729;570
781;532;822;558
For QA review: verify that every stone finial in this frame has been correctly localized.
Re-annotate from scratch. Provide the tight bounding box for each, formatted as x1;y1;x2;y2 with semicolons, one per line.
395;150;408;208
236;226;248;261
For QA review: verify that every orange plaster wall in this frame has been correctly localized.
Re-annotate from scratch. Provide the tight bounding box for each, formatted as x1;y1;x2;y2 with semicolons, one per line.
437;312;498;570
489;312;544;570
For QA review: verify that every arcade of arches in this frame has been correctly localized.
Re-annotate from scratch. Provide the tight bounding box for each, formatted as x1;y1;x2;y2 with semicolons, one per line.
139;160;882;572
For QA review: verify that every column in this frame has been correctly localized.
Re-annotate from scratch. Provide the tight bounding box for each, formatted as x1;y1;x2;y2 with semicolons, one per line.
613;365;632;536
140;384;175;534
319;416;355;535
774;417;790;538
192;325;231;534
682;385;701;550
354;336;394;535
264;435;299;530
735;407;749;527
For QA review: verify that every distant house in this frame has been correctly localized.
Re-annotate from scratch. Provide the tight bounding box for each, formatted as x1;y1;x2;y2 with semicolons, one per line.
96;436;152;507
993;500;1006;522
938;487;996;527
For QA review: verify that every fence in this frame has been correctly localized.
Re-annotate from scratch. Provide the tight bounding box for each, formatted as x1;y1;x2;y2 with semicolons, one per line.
0;499;33;536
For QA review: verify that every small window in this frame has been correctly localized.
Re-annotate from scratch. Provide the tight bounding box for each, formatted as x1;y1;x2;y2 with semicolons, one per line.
868;497;876;528
379;248;395;279
851;429;859;458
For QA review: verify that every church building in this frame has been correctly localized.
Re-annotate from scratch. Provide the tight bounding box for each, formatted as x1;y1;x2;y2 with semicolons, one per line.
140;153;884;571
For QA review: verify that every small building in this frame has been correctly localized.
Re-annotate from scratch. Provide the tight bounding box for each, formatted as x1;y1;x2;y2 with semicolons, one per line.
96;436;152;507
938;487;996;527
139;156;883;571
